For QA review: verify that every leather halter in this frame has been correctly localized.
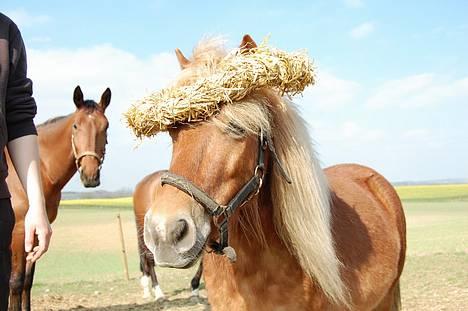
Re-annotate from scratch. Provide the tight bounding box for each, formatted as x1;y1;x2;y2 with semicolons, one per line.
71;127;105;170
160;132;291;262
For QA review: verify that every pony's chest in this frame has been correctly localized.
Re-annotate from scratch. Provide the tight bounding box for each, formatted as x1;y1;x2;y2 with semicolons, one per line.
203;254;322;310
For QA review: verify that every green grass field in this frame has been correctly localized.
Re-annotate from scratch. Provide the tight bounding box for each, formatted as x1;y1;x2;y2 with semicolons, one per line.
396;184;468;202
30;184;468;310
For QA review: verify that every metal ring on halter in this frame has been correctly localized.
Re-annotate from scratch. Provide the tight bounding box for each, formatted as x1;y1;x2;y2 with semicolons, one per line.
254;177;263;196
254;165;264;179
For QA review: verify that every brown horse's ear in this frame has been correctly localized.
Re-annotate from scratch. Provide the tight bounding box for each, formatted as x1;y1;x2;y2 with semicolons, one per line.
175;48;190;69
73;85;84;109
99;88;111;111
239;34;257;51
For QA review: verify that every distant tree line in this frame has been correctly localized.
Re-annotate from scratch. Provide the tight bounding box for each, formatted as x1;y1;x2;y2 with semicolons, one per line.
62;189;133;200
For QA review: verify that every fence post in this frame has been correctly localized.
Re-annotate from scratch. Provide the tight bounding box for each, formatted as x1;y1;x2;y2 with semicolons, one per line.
117;213;130;281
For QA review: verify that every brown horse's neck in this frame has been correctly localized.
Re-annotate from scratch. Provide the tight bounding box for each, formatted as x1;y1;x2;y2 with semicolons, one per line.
37;115;77;194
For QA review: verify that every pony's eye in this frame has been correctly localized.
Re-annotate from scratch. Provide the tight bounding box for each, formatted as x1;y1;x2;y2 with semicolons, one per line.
227;121;245;136
72;124;78;130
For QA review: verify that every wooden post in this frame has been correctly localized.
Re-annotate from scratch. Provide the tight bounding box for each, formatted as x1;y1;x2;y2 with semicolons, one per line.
117;213;130;281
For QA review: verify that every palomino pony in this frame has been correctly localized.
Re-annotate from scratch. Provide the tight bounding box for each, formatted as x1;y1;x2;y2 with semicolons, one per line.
142;35;406;310
133;171;204;300
7;86;111;311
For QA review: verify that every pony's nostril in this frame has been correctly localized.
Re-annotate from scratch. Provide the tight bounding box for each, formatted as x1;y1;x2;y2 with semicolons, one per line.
172;219;189;244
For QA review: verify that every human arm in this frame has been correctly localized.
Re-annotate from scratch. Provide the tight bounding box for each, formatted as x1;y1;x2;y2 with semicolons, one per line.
6;23;52;262
8;136;52;262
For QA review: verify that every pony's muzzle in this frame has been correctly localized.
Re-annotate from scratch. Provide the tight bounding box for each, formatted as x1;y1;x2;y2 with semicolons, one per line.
144;212;198;268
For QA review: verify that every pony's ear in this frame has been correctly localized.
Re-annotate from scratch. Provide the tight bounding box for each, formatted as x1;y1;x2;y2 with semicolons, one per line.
239;34;257;51
175;48;190;69
73;86;84;109
99;88;111;112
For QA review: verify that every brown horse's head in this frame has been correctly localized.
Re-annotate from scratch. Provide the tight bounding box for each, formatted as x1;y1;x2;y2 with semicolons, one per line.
72;86;111;187
144;35;268;268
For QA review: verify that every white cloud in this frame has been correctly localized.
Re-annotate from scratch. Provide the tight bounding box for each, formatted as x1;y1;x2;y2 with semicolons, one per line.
402;129;431;140
28;45;180;190
344;0;364;8
300;70;361;110
350;22;374;39
309;120;387;174
4;8;50;28
367;74;468;108
341;121;385;142
29;45;178;120
312;121;385;145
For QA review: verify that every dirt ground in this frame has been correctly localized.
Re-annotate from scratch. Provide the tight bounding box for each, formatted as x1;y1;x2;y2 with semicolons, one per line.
30;257;468;311
32;278;210;311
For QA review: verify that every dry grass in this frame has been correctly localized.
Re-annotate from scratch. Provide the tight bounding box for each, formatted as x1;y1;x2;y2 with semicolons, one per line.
124;40;314;137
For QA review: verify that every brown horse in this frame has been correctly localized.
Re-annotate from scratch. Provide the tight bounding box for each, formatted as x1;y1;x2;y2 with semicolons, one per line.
133;171;204;300
142;35;406;310
7;86;111;311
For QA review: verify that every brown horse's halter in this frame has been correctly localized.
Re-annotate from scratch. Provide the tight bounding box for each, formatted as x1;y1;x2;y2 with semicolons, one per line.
160;132;291;262
71;125;105;170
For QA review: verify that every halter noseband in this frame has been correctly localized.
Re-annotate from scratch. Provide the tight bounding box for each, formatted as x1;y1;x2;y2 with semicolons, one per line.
71;127;105;170
160;132;291;262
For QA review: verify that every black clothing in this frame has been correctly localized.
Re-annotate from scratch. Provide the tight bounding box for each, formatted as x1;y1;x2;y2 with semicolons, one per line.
0;199;14;309
0;13;38;198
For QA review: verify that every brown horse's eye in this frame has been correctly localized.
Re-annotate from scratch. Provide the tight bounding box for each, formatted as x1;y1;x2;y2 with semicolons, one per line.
72;124;78;130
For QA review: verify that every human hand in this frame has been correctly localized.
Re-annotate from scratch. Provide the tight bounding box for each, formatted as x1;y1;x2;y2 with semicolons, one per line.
24;206;52;262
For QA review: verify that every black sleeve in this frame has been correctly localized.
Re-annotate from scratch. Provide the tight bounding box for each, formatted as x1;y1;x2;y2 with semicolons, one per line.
5;26;37;142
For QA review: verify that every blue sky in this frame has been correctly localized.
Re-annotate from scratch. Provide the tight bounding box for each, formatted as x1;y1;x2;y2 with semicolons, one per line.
3;0;468;191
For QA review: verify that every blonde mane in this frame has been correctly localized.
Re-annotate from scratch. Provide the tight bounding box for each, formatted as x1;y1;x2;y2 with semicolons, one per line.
268;96;349;307
178;38;349;307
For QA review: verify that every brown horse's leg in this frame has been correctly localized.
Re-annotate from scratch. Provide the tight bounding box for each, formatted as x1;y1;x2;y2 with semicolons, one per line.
137;216;164;301
8;228;26;311
139;252;152;299
138;240;164;301
190;259;203;297
146;253;165;301
20;260;35;311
